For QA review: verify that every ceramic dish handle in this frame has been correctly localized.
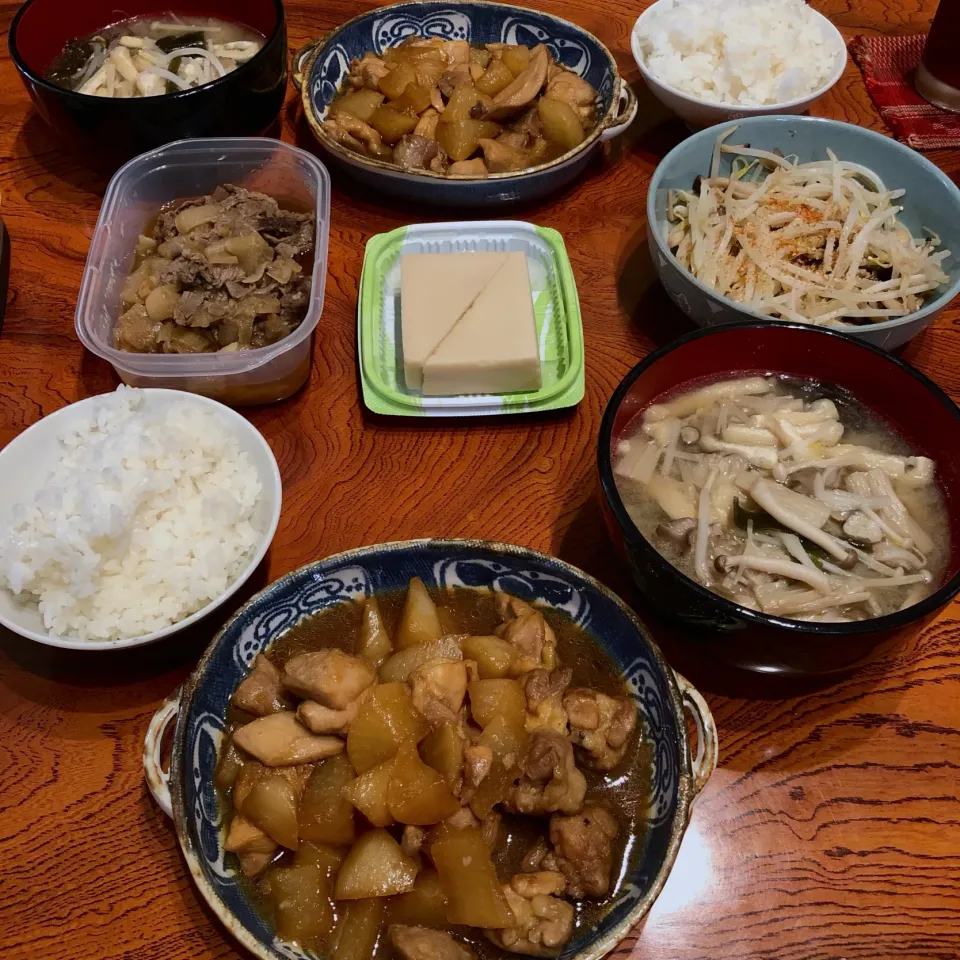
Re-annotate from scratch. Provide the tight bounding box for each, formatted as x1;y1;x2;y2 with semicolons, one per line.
674;672;718;798
143;689;181;819
292;37;328;93
600;80;638;142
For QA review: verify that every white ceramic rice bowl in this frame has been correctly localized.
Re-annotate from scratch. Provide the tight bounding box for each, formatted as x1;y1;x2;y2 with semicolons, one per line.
0;389;282;651
630;0;847;128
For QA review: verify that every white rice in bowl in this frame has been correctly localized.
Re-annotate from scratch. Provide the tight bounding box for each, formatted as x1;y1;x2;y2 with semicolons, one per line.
0;388;263;642
637;0;840;106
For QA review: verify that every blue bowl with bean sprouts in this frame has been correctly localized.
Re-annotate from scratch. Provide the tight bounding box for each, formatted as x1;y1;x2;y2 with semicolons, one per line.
646;116;960;350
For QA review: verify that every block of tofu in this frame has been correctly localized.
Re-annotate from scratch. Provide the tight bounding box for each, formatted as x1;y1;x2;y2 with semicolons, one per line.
421;251;541;396
400;251;507;390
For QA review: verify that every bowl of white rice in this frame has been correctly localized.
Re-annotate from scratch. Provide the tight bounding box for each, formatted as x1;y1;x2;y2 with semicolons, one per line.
0;387;282;650
631;0;847;128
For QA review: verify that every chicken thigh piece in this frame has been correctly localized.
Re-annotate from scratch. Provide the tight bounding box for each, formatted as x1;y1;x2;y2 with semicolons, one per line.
281;649;376;709
233;712;345;766
508;730;586;816
389;925;477;960
544;806;618;898
231;654;292;716
487;872;574;957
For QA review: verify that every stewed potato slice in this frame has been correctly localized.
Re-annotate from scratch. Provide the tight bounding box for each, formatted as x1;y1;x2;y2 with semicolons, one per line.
379;62;416;100
393;82;436;114
419;722;465;791
538;97;584;151
359;596;392;668
440;83;490;124
369;105;420;144
269;860;334;946
431;828;516;927
467;679;526;728
214;734;245;790
329;898;384;960
387;868;449;927
295;840;346;878
395;578;443;649
478;714;529;763
388;742;460;825
347;682;428;773
342;758;395;827
298;754;356;845
335;829;419;899
379;637;462;684
436;120;501;162
475;59;514;97
501;44;531;77
244;775;300;851
467;760;514;820
460;635;516;678
330;88;384;122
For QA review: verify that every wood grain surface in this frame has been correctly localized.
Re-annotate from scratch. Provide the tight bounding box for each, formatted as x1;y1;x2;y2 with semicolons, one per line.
1;1;959;958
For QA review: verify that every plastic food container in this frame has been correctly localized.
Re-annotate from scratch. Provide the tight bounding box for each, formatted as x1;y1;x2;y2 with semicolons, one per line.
76;138;331;406
358;221;585;417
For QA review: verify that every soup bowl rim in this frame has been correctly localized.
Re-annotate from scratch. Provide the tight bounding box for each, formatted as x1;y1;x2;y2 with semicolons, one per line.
146;537;716;960
597;320;960;637
8;0;286;106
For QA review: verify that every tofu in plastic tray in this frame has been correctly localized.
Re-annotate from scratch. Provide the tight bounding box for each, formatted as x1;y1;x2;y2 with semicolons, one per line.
358;220;585;417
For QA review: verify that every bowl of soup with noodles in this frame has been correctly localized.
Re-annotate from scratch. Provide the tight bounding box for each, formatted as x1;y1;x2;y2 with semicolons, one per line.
9;0;288;167
598;321;960;677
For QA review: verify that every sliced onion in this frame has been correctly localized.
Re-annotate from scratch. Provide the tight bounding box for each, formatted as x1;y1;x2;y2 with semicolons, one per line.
159;46;226;77
141;67;190;91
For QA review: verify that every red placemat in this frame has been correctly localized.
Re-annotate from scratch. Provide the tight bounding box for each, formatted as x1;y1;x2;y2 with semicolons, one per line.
849;33;960;150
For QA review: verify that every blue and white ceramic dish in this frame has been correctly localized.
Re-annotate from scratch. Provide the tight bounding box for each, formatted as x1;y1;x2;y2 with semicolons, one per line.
647;116;960;350
144;539;716;960
292;1;638;206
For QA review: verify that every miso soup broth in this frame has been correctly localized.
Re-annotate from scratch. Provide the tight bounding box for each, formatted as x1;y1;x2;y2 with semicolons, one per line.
614;374;950;622
45;13;264;98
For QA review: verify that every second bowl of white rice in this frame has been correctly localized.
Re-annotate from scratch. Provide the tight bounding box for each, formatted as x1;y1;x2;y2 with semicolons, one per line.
0;387;282;650
631;0;847;128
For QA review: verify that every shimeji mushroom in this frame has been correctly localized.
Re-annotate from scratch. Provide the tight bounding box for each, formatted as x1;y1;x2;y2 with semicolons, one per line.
614;376;944;622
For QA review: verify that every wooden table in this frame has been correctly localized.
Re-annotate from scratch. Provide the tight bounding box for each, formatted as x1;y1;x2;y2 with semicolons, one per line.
1;1;959;957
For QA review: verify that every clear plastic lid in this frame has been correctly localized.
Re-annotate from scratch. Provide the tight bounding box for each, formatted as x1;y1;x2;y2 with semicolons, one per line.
75;138;331;378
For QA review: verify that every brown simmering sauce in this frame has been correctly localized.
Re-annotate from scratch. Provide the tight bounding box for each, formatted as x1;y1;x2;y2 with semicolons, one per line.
219;587;653;959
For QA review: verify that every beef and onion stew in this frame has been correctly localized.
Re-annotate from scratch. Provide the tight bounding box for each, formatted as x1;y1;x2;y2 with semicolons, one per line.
116;184;314;354
215;582;650;959
324;37;599;177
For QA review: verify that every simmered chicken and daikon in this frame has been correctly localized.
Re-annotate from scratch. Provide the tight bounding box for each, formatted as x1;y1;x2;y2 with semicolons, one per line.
614;376;948;622
215;583;649;959
45;14;263;98
324;37;599;178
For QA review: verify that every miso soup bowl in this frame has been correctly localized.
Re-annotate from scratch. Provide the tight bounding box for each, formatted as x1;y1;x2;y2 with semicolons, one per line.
143;539;717;960
9;0;288;169
598;322;960;677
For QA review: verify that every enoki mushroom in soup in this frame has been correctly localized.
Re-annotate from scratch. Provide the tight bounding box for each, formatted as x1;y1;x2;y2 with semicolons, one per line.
614;376;949;622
